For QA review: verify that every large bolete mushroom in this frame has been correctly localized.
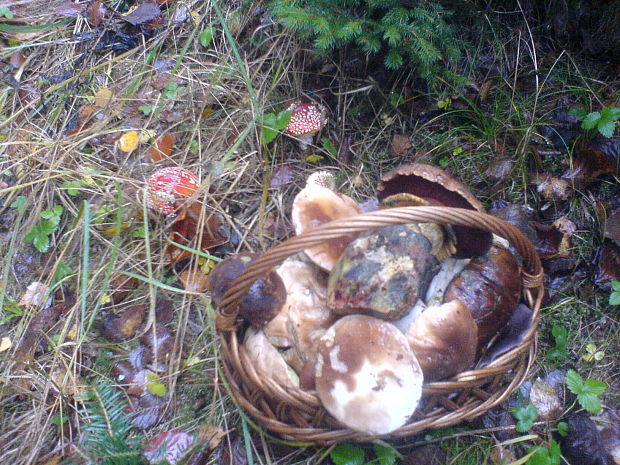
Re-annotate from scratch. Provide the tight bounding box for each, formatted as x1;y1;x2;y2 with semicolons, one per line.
443;243;521;350
207;253;286;327
377;163;492;258
327;225;440;320
315;315;424;435
292;173;362;271
405;300;478;381
243;328;299;388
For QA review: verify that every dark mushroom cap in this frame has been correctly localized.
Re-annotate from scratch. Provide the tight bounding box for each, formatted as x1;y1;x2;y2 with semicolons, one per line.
207;253;286;327
377;163;492;258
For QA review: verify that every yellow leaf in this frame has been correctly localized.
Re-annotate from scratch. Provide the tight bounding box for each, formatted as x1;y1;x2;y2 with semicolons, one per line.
99;292;111;305
119;131;139;153
191;10;201;24
67;324;78;340
0;337;12;352
139;129;156;143
94;87;114;108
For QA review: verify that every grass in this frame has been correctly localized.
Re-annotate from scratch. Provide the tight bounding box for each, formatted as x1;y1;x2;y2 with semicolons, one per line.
1;1;619;464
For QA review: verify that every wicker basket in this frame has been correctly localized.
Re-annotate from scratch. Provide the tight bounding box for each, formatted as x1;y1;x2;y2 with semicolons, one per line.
215;206;544;445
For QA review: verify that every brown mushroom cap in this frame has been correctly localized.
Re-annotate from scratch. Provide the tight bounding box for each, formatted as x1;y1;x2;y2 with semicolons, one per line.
292;181;361;271
327;225;440;320
376;163;492;258
443;243;522;351
315;315;424;435
207;253;286;327
405;300;478;381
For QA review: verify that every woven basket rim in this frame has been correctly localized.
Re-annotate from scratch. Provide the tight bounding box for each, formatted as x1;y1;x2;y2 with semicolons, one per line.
215;206;544;444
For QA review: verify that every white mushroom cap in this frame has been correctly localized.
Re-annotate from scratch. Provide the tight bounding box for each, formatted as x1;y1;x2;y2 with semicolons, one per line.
265;256;335;363
406;300;477;381
243;328;299;388
292;179;361;271
315;315;423;435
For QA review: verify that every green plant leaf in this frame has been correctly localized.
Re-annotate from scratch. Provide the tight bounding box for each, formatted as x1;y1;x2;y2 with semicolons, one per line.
583;379;607;395
199;26;216;48
596;117;615;138
330;443;365;465
321;138;337;158
547;325;568;360
557;421;569;437
512;403;538;432
60;180;82;196
612;281;620;292
569;108;588;120
261;112;279;144
610;292;620;306
565;369;584;394
548;440;561;465
147;373;168;397
581;112;600;130
373;444;397;465
138;104;153;115
10;195;27;212
578;393;602;413
275;108;292;130
0;7;14;18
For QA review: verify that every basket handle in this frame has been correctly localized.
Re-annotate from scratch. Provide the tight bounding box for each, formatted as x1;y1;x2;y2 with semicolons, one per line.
216;206;543;331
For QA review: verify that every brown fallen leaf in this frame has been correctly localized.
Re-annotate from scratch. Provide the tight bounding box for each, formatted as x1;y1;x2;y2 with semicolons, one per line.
168;202;228;263
94;87;113;108
9;52;26;69
593;243;620;289
530;377;563;421
132;393;167;430
484;157;513;181
87;0;107;26
54;1;86;17
269;165;294;188
198;424;227;450
338;134;354;165
179;269;210;293
562;136;619;188
150;135;175;162
215;433;248;465
19;281;49;308
102;304;146;341
143;430;195;465
604;209;620;246
155;298;175;325
122;1;161;25
390;134;412;157
107;274;139;306
532;173;572;201
140;324;174;368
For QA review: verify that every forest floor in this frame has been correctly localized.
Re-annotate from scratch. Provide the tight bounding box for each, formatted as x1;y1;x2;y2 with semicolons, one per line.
0;1;618;464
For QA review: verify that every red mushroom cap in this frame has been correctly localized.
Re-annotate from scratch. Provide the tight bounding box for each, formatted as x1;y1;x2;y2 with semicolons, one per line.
146;167;199;216
286;102;326;136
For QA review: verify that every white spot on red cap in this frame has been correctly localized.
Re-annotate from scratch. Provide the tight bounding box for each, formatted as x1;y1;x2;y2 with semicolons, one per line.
146;167;199;216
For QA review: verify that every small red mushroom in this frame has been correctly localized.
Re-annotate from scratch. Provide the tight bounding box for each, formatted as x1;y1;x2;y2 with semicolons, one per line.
146;167;199;216
286;101;326;150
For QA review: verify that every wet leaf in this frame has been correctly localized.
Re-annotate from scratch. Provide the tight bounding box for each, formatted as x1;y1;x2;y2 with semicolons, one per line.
484;157;513;181
168;202;228;263
140;324;174;367
530;378;563;421
390;134;412;157
604;209;620;246
179;269;210;292
54;1;86;17
150;134;175;162
593;243;620;289
107;274;139;306
143;430;194;465
119;131;139;152
132;393;167;430
94;87;113;108
102;304;146;341
146;372;167;397
198;424;226;450
121;1;161;25
269;165;294;188
562;136;620;188
19;281;49;308
561;413;612;465
532;173;572;201
87;0;106;26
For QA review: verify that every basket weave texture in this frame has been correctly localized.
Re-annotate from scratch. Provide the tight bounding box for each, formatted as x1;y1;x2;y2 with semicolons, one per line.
215;206;544;445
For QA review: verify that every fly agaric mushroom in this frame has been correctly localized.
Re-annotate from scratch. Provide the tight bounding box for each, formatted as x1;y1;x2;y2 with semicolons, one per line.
327;225;440;320
315;315;424;435
146;167;199;216
377;163;492;258
292;172;361;271
405;300;478;381
443;243;521;351
286;101;327;150
207;253;287;327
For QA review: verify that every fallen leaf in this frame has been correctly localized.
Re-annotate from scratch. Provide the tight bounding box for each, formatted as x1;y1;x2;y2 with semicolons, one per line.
119;131;139;152
531;221;564;259
605;209;620;246
561;413;611;465
155;298;175;325
132;393;167;430
562;136;620;188
122;1;161;25
553;216;576;257
198;424;226;450
489;442;517;465
0;337;12;352
139;129;156;143
94;87;113;108
530;378;563;421
9;52;26;69
593;243;620;289
337;134;354;165
140;324;174;369
532;173;572;200
54;1;86;17
150;135;175;162
390;134;412;157
19;281;49;308
269;165;294;188
101;304;146;341
179;269;210;292
215;433;248;465
484;157;513;181
143;431;195;465
168;202;228;263
107;274;139;306
87;0;107;26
